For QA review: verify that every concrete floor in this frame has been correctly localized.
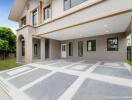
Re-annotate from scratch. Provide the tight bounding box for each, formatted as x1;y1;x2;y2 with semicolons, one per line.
0;86;11;100
0;59;132;100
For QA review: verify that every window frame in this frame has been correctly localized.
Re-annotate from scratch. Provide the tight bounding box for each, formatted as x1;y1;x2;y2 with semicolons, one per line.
21;16;26;27
22;40;25;57
107;37;118;51
43;5;51;20
64;0;71;11
32;9;38;26
69;42;73;56
34;44;38;57
62;45;66;51
87;40;96;51
78;41;83;57
64;0;87;11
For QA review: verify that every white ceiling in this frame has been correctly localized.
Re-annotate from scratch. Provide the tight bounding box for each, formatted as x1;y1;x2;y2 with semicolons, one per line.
41;12;132;41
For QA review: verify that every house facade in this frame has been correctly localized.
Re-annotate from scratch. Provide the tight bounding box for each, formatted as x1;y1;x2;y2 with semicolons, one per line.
9;0;132;64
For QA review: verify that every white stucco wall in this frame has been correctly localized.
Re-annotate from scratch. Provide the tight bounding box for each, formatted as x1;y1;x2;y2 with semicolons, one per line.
36;0;132;35
61;33;127;61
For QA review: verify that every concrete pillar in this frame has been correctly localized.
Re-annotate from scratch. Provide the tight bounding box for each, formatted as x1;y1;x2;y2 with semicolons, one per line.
41;38;45;61
130;17;132;73
25;35;33;64
16;39;22;63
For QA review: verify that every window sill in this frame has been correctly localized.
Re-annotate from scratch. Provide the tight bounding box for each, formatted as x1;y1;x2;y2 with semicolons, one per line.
63;0;102;14
43;18;52;23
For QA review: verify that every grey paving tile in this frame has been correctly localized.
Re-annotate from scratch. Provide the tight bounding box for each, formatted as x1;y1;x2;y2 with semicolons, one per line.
36;60;57;65
72;79;132;100
65;59;83;62
9;68;51;88
68;64;93;71
80;60;97;64
25;72;78;100
93;66;132;79
49;62;72;68
100;62;124;67
0;65;36;79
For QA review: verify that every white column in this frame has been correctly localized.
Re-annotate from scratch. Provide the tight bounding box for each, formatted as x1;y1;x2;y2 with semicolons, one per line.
130;17;132;72
25;35;33;64
41;38;45;61
16;39;22;63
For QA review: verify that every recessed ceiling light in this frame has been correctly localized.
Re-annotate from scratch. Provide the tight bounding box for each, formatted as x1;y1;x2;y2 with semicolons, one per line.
104;24;107;27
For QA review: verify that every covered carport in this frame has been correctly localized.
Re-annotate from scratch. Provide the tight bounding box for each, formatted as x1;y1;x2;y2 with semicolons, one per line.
34;10;132;61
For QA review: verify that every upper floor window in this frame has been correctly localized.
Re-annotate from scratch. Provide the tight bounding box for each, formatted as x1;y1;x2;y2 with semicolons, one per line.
64;0;87;10
44;5;51;20
107;37;118;51
87;40;96;51
21;16;26;27
32;9;37;26
64;0;71;10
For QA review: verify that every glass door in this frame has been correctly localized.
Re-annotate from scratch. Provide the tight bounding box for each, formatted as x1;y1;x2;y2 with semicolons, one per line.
69;42;73;56
78;41;83;57
34;44;38;57
61;44;67;58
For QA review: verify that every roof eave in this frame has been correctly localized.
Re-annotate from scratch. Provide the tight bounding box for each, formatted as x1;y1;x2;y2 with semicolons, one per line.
8;0;27;22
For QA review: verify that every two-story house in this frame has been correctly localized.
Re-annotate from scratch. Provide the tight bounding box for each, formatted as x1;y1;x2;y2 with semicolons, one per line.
9;0;132;64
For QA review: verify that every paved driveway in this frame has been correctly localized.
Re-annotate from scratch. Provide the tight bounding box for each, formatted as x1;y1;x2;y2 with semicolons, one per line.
0;59;132;100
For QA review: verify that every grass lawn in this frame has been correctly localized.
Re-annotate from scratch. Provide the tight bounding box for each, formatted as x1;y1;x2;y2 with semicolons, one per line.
0;58;22;71
127;60;132;66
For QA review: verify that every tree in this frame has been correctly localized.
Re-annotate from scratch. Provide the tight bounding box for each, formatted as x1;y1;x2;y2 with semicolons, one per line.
0;39;9;52
0;27;16;53
0;39;9;59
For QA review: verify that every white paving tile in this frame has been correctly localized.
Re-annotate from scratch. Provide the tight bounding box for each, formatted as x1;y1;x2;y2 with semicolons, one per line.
87;73;132;88
7;67;39;81
71;65;87;70
7;67;31;76
104;62;120;66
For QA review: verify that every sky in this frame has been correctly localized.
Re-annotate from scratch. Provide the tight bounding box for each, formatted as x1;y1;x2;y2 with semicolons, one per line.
0;0;18;34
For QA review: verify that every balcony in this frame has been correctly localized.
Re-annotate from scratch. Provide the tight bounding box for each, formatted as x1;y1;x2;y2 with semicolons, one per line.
17;25;36;37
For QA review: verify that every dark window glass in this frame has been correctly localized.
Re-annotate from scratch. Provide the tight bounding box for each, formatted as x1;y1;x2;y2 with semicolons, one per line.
45;39;50;58
21;16;26;27
87;40;96;51
107;38;118;51
34;44;38;57
71;0;87;7
64;0;87;10
44;5;51;20
69;42;73;56
62;45;66;51
64;0;71;10
22;41;25;56
32;9;37;26
63;45;66;51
